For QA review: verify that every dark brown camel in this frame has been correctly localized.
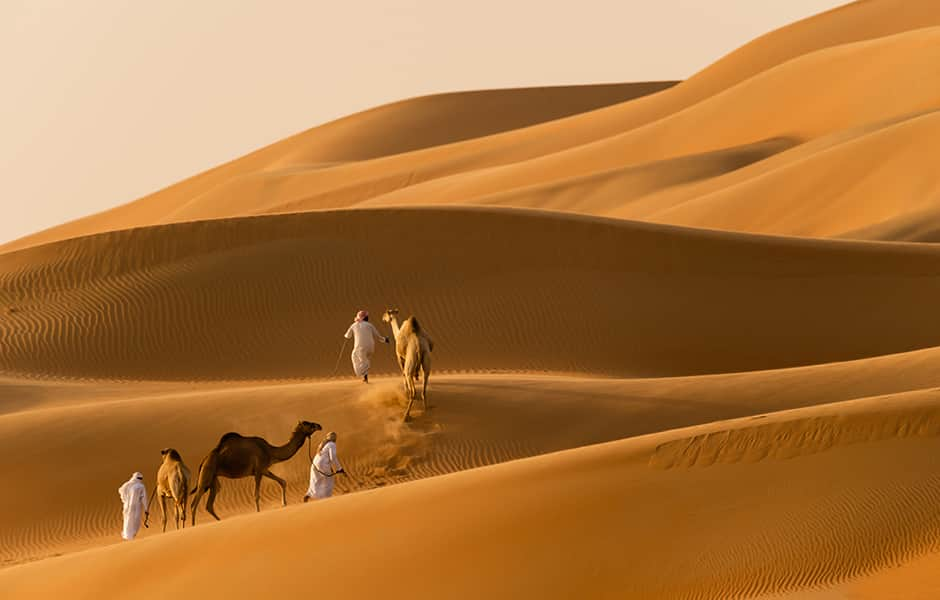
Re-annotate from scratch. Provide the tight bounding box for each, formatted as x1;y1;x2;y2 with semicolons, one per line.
190;420;321;525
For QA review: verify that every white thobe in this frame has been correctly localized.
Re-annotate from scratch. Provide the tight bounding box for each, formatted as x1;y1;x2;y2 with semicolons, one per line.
118;477;149;540
307;441;343;499
345;321;386;377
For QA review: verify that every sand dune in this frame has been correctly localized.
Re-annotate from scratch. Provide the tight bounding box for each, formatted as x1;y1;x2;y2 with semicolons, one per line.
137;26;940;228
8;1;940;597
349;27;940;214
641;108;940;237
6;207;940;380
839;204;940;243
0;82;674;254
7;342;940;568
4;387;940;599
8;0;940;252
359;137;798;213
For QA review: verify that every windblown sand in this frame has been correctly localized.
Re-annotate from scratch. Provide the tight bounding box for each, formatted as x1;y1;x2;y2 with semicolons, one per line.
5;0;940;598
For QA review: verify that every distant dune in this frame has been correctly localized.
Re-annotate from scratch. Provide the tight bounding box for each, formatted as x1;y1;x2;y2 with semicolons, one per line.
0;82;674;254
7;1;940;598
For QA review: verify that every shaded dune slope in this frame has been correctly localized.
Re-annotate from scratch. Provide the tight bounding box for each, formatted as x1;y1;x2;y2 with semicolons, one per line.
358;137;799;213
640;108;940;237
5;208;940;380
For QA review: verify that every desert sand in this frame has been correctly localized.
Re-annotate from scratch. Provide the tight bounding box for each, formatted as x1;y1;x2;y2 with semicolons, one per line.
5;0;940;598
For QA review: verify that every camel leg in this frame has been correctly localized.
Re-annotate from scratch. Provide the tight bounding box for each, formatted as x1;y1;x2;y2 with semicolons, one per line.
205;479;221;521
254;473;263;512
423;370;430;410
403;395;416;422
160;494;168;533
173;498;182;531
262;470;288;506
403;380;417;422
402;371;416;421
190;488;203;526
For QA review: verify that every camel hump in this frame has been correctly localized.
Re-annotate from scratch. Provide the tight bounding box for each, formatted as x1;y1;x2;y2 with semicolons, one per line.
406;316;421;334
217;432;244;446
166;448;183;462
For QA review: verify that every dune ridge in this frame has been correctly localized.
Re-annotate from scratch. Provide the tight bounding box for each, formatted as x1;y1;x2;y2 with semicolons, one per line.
650;398;940;469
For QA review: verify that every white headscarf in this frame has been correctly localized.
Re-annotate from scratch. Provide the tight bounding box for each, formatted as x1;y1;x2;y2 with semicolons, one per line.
317;431;337;453
119;472;144;505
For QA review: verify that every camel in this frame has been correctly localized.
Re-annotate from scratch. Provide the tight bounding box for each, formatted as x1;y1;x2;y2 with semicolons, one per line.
190;420;322;525
382;308;433;421
147;448;191;532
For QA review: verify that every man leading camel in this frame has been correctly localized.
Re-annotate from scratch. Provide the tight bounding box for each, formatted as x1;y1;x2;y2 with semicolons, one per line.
344;310;389;383
303;431;345;501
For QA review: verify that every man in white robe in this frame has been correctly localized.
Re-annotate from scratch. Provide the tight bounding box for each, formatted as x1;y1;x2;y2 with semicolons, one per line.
118;472;149;540
344;310;389;383
304;431;345;501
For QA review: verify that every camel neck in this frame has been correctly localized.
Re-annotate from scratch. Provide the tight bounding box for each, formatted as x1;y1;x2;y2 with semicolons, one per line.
389;317;401;340
269;432;306;462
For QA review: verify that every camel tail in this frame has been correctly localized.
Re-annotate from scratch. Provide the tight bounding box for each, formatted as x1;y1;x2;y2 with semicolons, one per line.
189;457;203;494
191;451;217;494
171;464;190;501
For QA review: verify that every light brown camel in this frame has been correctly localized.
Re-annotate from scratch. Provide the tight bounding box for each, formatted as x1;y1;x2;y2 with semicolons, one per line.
383;308;433;421
147;448;191;532
190;420;321;525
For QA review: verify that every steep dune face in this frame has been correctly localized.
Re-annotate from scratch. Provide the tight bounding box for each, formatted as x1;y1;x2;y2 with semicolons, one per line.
5;208;940;380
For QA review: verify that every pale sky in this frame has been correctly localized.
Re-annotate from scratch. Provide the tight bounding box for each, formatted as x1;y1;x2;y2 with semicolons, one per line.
1;1;849;246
